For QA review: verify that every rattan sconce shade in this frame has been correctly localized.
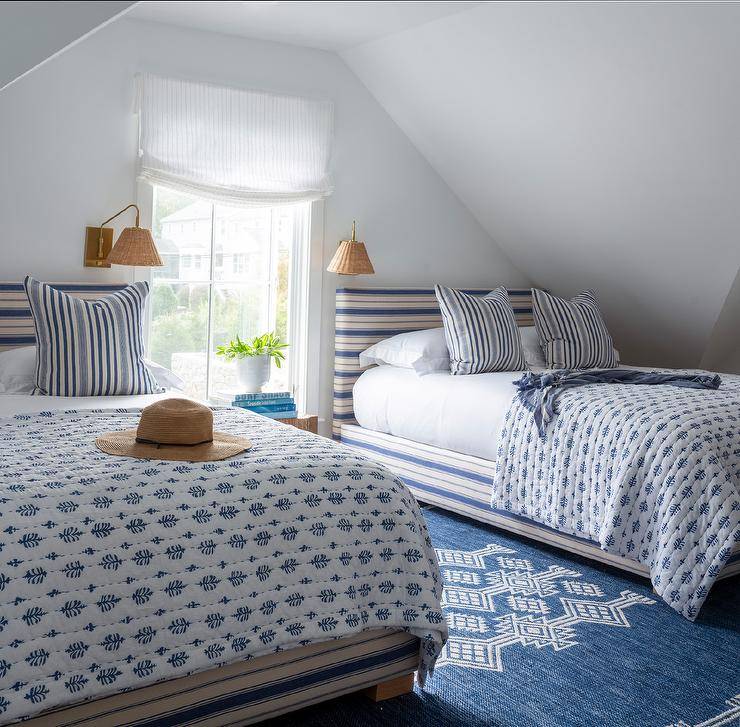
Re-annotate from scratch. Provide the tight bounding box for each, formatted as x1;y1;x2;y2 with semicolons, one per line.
107;227;163;267
327;222;374;275
327;240;375;275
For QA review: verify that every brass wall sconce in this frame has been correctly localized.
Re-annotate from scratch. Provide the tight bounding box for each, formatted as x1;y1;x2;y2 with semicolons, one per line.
84;226;114;268
326;221;375;275
84;204;163;268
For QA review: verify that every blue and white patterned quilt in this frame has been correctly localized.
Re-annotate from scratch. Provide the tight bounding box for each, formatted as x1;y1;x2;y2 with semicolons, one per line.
492;372;740;620
0;408;446;724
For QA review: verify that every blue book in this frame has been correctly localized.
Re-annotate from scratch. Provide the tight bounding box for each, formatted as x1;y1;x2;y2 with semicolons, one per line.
232;396;294;406
233;402;296;413
234;391;291;402
256;409;297;420
232;396;295;408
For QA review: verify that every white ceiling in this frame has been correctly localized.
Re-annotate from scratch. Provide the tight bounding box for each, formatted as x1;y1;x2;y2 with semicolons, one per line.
0;0;136;90
129;1;482;51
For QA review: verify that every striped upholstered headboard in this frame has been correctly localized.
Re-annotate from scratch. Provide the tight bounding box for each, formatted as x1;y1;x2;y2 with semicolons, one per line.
332;287;533;439
0;282;127;352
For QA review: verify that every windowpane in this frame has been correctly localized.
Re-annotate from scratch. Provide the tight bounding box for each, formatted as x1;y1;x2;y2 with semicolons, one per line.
209;284;279;400
152;189;212;285
149;281;210;400
213;205;271;283
274;211;293;344
148;186;302;402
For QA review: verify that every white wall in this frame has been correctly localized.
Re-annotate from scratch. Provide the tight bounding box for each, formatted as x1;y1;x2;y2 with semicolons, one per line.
344;1;740;368
0;17;527;432
701;268;740;374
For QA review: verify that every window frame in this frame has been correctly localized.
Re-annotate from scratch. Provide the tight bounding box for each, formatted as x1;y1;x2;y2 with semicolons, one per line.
136;181;323;417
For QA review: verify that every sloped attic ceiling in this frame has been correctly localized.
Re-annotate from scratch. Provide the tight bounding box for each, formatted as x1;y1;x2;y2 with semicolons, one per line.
0;1;137;90
343;1;740;367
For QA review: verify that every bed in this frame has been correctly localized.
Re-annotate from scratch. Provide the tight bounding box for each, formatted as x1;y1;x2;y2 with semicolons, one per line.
0;282;446;726
333;287;740;619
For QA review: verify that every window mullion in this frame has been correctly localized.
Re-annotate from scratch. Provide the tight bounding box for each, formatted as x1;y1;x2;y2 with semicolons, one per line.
267;208;277;335
204;203;217;401
287;203;309;414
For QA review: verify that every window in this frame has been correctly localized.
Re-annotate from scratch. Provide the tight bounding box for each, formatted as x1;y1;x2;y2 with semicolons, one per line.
232;254;245;275
148;185;309;403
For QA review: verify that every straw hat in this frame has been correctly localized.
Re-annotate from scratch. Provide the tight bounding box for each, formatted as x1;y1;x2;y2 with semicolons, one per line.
96;398;251;462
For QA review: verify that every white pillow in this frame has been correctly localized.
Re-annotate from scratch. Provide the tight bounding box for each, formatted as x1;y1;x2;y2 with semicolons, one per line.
359;328;450;375
143;358;185;391
0;346;184;394
0;346;36;393
519;326;547;369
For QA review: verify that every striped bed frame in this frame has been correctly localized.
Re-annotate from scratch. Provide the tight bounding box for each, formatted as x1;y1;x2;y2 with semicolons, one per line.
0;282;129;352
333;287;740;581
0;282;421;725
333;287;534;439
24;630;419;727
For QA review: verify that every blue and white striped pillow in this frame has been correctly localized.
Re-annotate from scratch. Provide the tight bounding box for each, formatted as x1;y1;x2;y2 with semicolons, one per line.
24;276;161;396
435;285;526;375
532;288;618;369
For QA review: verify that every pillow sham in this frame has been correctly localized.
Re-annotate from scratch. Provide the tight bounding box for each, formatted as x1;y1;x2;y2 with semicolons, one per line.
143;358;186;391
532;288;618;369
519;326;547;369
24;276;161;396
0;346;36;394
359;327;450;375
435;285;526;375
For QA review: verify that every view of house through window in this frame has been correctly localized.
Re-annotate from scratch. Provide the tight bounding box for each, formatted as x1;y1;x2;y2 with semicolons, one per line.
148;186;308;401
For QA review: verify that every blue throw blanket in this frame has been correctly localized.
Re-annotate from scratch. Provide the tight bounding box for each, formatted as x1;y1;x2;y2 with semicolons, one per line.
515;368;722;436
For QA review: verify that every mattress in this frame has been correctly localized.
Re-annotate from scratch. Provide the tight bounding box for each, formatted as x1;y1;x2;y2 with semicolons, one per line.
0;392;174;418
352;365;521;460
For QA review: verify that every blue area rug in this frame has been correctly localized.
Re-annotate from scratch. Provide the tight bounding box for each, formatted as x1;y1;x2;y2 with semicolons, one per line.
264;508;740;727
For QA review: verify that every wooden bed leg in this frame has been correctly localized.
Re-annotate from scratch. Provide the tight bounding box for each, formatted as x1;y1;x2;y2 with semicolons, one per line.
363;673;415;702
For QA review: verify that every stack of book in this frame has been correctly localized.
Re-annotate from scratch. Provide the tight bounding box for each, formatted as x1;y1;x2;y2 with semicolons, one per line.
231;391;296;419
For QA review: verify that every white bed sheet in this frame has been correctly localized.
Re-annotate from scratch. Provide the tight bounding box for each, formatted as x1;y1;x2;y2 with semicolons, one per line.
0;392;174;418
353;365;521;461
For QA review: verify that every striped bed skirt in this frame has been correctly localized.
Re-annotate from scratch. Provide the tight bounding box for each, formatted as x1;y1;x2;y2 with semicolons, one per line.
21;630;419;727
340;424;740;581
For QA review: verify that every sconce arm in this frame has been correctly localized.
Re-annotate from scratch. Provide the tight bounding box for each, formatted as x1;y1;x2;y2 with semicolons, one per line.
99;203;141;233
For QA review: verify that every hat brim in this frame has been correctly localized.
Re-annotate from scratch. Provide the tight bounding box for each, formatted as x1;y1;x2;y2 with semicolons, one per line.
95;429;251;462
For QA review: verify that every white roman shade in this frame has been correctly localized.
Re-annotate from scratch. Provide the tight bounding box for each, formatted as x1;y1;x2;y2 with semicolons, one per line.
136;73;334;206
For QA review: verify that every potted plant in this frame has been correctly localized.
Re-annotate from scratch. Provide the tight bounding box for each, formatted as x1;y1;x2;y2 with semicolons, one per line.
216;333;288;393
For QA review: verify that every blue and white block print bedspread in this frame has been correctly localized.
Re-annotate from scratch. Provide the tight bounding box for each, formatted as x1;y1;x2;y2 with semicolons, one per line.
492;372;740;620
0;408;446;724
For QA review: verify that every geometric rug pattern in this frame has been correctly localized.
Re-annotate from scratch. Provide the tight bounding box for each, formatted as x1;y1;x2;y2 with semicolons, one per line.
263;508;740;727
434;543;656;672
667;695;740;727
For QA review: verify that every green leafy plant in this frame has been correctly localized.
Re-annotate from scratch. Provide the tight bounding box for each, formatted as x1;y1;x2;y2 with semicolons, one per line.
215;333;289;368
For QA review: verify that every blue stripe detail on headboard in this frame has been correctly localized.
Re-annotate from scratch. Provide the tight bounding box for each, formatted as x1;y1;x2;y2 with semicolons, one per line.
332;287;533;439
0;281;128;352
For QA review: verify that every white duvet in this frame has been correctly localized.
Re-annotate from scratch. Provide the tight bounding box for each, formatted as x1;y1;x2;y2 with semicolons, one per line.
353;365;521;460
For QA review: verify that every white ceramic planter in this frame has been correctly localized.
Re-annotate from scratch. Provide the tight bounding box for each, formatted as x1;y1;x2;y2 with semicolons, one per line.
236;355;270;393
